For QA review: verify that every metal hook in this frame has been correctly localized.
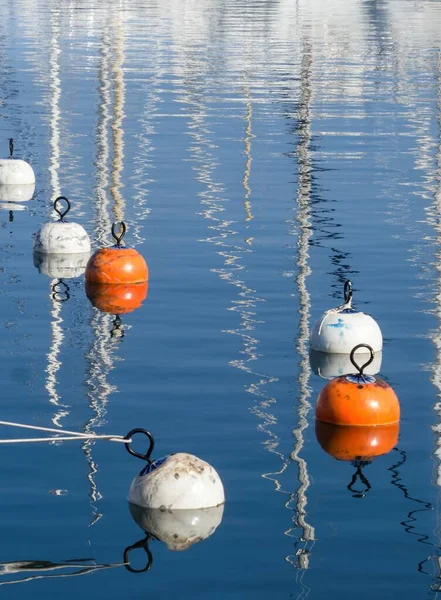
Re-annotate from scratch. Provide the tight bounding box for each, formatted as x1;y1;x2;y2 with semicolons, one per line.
347;462;372;498
111;221;126;247
110;315;125;340
53;196;71;221
349;344;375;375
125;428;155;461
8;138;13;158
344;280;352;304
123;536;153;573
51;279;70;302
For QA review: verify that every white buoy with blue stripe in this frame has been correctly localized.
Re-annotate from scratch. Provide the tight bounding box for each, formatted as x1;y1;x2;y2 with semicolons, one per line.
310;281;383;355
126;430;225;511
0;139;35;185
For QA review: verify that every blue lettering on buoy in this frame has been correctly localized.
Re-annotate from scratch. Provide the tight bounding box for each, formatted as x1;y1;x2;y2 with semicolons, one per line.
139;455;169;476
326;318;349;329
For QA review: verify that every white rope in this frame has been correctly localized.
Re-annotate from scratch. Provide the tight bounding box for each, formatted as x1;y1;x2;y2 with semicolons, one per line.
0;421;130;444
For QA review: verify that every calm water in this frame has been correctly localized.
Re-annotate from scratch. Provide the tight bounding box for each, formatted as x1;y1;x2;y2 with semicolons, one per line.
1;0;441;597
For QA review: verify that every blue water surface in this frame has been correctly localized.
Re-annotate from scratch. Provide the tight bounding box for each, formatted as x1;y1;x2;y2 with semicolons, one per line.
1;0;441;598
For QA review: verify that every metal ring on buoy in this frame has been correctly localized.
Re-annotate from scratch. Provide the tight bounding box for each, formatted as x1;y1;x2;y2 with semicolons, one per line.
111;221;127;247
53;196;71;221
349;343;375;375
123;536;153;573
125;429;155;462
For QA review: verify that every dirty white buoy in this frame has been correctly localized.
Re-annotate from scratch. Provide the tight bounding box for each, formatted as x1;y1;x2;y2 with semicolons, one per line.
129;453;225;510
309;348;382;380
33;251;90;279
129;503;224;551
0;139;35;186
126;430;225;511
33;196;91;255
309;280;383;354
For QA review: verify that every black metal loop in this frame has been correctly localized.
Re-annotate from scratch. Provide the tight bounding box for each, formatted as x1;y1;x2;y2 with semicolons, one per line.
125;428;155;461
344;280;352;304
349;344;375;375
123;536;153;573
54;196;71;221
347;463;372;498
111;221;126;247
110;315;124;340
51;279;70;302
8;138;13;158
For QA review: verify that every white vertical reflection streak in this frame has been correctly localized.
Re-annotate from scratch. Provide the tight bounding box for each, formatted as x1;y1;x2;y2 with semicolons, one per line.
285;38;315;585
109;9;126;225
82;11;128;526
46;4;68;428
181;47;288;525
430;54;441;591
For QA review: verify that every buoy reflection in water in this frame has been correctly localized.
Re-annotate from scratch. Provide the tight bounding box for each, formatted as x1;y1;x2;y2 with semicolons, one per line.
85;281;148;314
129;503;225;552
316;421;399;462
316;421;399;498
33;252;90;279
0;183;35;202
310;349;382;380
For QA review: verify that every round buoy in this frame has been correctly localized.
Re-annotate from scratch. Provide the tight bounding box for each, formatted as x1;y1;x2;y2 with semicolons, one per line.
126;430;225;510
33;251;90;279
0;183;35;202
0;139;35;186
85;222;148;285
85;281;148;314
315;421;399;462
33;196;91;255
129;503;224;551
309;348;382;380
315;344;400;426
310;281;383;354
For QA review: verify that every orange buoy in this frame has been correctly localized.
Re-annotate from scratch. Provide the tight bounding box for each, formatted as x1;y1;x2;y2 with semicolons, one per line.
85;281;148;315
315;421;399;462
85;222;148;284
315;344;400;426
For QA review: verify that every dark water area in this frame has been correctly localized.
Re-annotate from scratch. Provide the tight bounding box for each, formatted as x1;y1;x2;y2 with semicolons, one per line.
1;0;441;597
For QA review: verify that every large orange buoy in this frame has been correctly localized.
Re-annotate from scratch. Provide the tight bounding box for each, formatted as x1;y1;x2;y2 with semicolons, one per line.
85;222;148;284
315;421;399;462
315;344;400;426
85;281;148;315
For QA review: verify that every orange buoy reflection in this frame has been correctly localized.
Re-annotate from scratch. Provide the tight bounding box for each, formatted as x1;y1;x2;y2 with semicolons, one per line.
85;281;148;314
315;421;399;462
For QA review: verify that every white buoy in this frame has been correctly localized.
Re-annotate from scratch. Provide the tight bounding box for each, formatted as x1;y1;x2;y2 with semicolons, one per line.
129;453;225;510
129;503;224;551
0;183;35;202
126;429;225;511
33;251;90;279
310;281;383;354
33;196;91;255
309;348;382;380
0;139;35;185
